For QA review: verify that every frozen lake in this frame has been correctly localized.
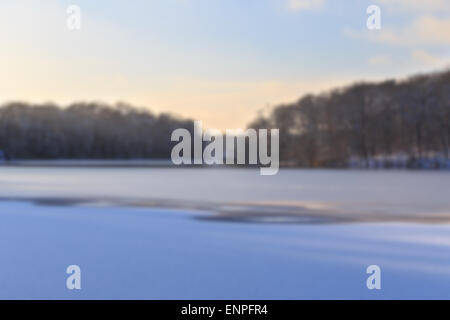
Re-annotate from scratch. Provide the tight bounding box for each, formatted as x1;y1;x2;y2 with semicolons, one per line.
0;167;450;299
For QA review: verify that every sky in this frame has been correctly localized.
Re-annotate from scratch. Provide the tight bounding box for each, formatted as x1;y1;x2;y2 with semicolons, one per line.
0;0;449;129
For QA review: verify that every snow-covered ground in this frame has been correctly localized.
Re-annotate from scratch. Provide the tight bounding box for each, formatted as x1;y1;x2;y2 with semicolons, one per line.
0;167;450;299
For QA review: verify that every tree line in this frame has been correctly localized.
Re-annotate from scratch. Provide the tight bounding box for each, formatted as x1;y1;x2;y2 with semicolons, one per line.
0;102;193;160
0;69;449;168
249;69;450;168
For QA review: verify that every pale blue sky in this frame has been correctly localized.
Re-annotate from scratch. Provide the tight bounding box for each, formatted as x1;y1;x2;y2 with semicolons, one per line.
1;0;449;128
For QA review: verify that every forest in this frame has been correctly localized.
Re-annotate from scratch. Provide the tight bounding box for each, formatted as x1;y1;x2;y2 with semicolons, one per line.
249;69;450;168
0;102;193;160
0;69;449;168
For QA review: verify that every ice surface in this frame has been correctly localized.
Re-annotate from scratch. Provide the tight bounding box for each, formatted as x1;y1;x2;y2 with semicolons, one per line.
1;167;449;208
0;167;449;299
